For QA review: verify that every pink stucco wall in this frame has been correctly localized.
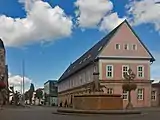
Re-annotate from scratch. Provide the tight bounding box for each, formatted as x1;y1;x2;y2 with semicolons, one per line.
99;22;151;58
101;62;150;80
58;64;96;92
101;82;152;108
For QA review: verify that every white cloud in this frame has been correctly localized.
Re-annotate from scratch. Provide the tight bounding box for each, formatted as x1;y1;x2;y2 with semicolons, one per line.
100;12;126;31
75;0;113;28
126;0;160;33
74;0;125;31
19;0;41;11
8;73;32;92
0;0;73;47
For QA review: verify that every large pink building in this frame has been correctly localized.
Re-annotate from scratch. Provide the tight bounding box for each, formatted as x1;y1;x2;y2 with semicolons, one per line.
58;20;155;108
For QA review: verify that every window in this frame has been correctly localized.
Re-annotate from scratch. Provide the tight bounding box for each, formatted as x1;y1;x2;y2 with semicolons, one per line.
88;54;91;59
107;88;113;94
124;44;129;50
83;58;87;62
98;46;103;51
94;65;97;73
79;75;82;84
151;91;156;101
122;65;129;78
115;44;120;50
132;44;137;50
87;71;91;82
82;73;85;83
123;90;128;100
137;88;144;100
106;65;113;78
137;66;144;78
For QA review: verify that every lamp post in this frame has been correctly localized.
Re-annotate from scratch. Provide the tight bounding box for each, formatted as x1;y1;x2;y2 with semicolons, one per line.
93;61;100;93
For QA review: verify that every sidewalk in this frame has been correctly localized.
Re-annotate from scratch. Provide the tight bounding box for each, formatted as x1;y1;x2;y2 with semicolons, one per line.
55;108;141;115
3;104;31;109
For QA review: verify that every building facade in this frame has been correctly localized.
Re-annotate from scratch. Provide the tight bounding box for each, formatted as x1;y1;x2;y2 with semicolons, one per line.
0;39;9;104
44;80;58;106
57;20;155;108
151;82;160;107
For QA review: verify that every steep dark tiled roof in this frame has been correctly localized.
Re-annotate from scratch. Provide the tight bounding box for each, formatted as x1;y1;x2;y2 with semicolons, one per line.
0;38;4;49
58;20;155;83
58;21;123;83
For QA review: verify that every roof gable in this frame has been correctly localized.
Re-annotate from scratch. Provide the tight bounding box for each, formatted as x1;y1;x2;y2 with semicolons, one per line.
98;20;155;61
125;20;155;61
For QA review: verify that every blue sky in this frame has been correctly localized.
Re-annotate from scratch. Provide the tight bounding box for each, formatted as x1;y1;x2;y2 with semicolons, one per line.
0;0;160;91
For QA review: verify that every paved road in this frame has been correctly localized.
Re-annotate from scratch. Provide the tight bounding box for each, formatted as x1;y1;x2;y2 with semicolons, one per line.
1;106;160;120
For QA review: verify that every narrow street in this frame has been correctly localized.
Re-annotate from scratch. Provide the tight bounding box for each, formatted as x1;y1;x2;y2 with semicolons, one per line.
1;106;160;120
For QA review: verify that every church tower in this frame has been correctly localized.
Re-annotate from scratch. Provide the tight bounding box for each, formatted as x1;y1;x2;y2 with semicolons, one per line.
0;38;9;103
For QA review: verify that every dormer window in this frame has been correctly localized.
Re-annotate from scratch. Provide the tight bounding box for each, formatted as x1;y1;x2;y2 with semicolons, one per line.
132;44;137;50
98;46;103;51
115;44;120;50
88;54;91;59
79;61;82;64
124;44;129;50
83;58;87;62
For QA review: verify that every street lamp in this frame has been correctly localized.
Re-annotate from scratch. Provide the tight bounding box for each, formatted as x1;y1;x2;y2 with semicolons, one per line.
93;61;100;92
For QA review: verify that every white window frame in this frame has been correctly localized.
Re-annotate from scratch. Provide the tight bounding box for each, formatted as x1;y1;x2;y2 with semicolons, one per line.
132;44;137;50
115;44;120;50
122;65;129;78
107;88;113;94
79;75;82;85
137;88;144;100
106;65;113;78
151;90;156;101
124;44;129;50
122;90;128;100
137;65;144;78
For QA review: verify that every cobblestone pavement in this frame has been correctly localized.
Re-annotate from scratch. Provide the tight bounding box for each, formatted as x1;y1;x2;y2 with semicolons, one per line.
0;106;160;120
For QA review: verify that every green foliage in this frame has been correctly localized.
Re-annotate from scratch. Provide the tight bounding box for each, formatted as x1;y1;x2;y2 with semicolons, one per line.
28;83;35;104
122;83;137;91
30;83;35;92
35;89;43;99
24;91;29;100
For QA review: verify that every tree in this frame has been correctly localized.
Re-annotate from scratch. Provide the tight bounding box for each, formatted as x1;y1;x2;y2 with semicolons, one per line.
24;91;29;104
35;89;43;105
122;68;137;109
28;83;35;104
14;91;20;105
